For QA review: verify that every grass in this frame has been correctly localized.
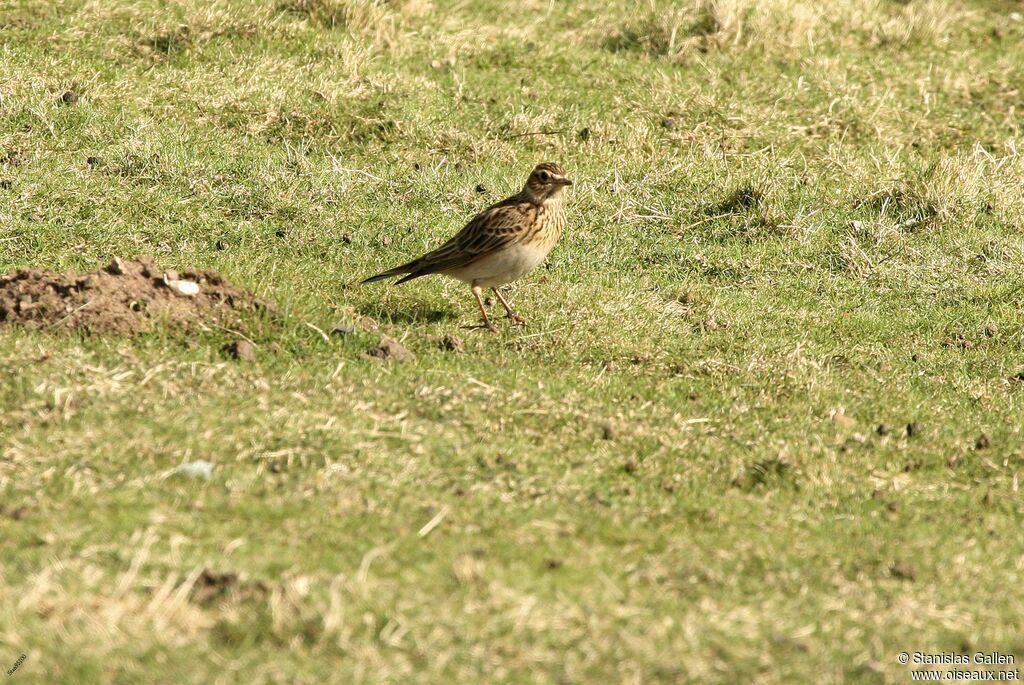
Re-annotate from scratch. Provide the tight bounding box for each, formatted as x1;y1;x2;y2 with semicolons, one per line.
2;0;1024;682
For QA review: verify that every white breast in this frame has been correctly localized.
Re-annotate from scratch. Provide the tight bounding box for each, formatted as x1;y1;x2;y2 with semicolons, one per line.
444;241;555;288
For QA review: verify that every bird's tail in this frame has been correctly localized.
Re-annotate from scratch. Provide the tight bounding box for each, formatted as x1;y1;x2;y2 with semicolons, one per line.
361;259;422;284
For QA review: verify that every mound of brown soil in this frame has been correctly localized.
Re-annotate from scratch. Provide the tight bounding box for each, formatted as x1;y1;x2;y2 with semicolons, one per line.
0;257;273;335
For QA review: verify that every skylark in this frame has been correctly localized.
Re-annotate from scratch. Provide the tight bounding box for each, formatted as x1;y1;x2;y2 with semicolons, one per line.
362;162;572;332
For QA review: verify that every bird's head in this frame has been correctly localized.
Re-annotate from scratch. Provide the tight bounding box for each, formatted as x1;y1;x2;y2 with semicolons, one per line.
523;162;572;203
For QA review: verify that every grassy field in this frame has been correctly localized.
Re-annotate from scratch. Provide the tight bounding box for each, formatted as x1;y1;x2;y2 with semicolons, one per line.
2;0;1024;682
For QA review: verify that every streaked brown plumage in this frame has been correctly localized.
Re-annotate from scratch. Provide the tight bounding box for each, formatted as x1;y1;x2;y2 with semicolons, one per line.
363;162;572;332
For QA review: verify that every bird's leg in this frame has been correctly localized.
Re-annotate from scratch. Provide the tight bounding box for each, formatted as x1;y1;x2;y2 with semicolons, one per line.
470;285;499;334
492;288;526;326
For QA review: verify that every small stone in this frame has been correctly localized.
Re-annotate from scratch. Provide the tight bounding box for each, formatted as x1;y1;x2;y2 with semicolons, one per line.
660;477;676;492
215;239;228;251
107;257;125;275
601;424;616;440
578;127;591;141
889;560;915;580
330;323;356;336
174;460;215;479
661;117;676;129
975;433;991;450
275;229;287;239
906;422;922;438
0;179;11;190
60;90;78;105
167;279;200;296
622;457;638;474
368;336;413;361
340;235;352;245
876;423;891;436
86;155;102;167
474;183;487;194
984;324;998;338
223;340;256;361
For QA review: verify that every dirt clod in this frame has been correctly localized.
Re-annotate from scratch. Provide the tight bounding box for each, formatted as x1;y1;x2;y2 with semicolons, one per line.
368;336;413;361
223;339;256;361
876;423;891;436
0;504;30;520
942;335;973;350
189;569;268;607
0;256;272;335
975;433;991;450
831;408;855;429
906;422;922;438
60;90;78;105
889;560;916;580
437;333;464;352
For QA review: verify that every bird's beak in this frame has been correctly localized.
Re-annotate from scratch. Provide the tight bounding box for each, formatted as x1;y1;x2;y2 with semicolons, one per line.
559;177;574;186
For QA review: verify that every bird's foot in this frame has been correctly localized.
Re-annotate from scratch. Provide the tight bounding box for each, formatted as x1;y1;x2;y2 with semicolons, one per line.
506;313;527;326
463;322;500;335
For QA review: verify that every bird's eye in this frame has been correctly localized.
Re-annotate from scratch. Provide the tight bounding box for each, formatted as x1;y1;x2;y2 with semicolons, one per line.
538;170;550;181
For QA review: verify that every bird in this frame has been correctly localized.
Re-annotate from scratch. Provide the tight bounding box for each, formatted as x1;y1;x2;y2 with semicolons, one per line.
362;162;573;333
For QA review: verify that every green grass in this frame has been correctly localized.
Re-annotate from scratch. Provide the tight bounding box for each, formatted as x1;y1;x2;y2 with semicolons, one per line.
2;0;1024;682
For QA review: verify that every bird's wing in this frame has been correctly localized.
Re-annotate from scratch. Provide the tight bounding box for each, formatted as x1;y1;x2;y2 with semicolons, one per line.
361;201;533;284
415;202;534;272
